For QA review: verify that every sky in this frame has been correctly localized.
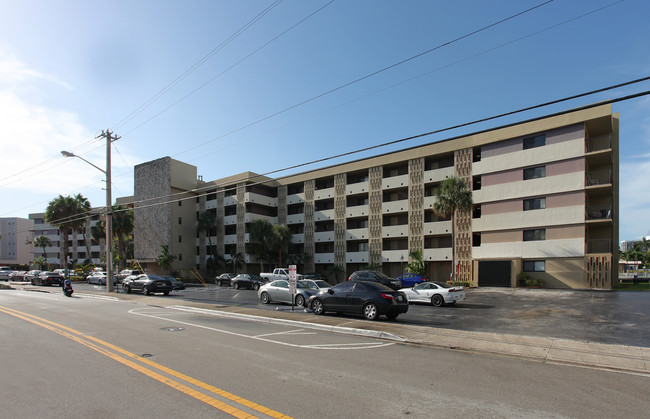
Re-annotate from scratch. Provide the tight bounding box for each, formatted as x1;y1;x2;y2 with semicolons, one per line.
0;0;648;242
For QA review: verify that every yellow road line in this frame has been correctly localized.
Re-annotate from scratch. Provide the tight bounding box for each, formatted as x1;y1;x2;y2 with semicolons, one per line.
0;305;292;419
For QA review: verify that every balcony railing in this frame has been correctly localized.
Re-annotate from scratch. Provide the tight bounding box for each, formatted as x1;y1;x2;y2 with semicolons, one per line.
586;170;612;186
587;239;611;253
586;206;612;220
586;134;611;153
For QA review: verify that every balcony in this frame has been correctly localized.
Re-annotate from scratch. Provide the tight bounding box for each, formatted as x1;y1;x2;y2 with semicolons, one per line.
586;134;611;153
586;206;612;221
347;251;369;263
313;253;335;264
587;239;611;254
586;170;612;186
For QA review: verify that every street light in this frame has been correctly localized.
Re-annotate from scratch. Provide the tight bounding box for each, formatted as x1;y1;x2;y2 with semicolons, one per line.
61;149;113;292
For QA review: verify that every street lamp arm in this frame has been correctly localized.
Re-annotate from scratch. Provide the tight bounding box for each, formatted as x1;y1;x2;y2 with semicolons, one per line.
61;151;106;174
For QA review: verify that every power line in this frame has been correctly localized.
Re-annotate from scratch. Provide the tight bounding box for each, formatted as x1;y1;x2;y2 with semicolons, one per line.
14;84;650;237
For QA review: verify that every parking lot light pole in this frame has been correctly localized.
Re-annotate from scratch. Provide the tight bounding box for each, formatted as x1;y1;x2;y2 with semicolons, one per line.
61;130;118;292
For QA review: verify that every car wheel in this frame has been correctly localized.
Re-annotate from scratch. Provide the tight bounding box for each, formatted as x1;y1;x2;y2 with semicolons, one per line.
163;291;169;296
431;294;444;307
253;283;260;291
233;282;239;290
124;284;131;294
217;279;222;286
295;294;305;307
260;292;270;304
31;279;35;285
363;303;378;320
386;312;399;320
311;299;324;315
143;285;151;295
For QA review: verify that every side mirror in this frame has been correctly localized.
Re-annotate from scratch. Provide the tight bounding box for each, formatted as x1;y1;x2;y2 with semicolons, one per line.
327;289;334;294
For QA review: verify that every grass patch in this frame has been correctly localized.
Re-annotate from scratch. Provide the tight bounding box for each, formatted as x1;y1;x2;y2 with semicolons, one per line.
615;281;650;291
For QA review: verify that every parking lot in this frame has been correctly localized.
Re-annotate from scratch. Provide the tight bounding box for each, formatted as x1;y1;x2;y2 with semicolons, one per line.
52;281;648;348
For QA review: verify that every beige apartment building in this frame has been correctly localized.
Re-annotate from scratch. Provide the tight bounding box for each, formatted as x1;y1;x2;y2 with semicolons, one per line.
0;217;34;266
134;103;618;288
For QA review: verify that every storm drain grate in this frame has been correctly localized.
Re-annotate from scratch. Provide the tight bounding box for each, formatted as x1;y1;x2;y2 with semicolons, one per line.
161;327;185;332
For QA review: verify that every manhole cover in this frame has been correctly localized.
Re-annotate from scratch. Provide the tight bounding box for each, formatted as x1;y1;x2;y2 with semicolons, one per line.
161;327;185;332
141;354;154;358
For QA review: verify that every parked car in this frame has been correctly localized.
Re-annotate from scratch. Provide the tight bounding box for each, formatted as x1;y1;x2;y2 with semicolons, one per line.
9;271;26;281
309;280;409;320
258;279;318;307
162;275;185;290
34;271;63;286
399;281;466;307
0;266;13;280
303;272;328;281
215;273;235;286
300;279;332;292
87;271;107;285
116;269;142;284
25;270;42;283
397;272;428;287
231;274;265;290
122;274;173;295
53;268;68;278
348;271;402;290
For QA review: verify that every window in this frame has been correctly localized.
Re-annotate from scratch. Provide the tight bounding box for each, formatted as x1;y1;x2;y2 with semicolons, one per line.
524;198;546;211
178;254;183;261
523;134;545;150
524;166;546;180
523;229;546;241
178;201;182;207
523;260;546;272
178;217;182;225
178;235;182;243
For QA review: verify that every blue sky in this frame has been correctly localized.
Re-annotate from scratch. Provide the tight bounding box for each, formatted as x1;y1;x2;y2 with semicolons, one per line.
0;0;648;242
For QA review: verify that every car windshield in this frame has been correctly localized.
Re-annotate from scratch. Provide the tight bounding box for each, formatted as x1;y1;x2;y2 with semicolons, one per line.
147;275;165;281
373;272;390;279
249;275;261;281
432;281;453;288
296;282;308;289
314;280;329;287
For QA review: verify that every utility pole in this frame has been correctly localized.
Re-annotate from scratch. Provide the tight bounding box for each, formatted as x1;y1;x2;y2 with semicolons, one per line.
96;129;120;292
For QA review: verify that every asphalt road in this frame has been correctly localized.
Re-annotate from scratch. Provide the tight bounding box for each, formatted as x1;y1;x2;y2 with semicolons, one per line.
71;282;650;347
1;289;649;418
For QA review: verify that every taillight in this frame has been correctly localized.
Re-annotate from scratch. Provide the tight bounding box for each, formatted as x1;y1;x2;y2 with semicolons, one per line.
449;288;456;292
381;293;395;300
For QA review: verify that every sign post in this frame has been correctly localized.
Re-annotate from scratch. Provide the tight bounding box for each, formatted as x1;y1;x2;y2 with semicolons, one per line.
289;265;297;311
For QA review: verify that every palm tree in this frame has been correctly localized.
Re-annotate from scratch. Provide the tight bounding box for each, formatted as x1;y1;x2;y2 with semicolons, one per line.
112;205;134;270
226;251;245;275
156;244;176;273
73;194;92;263
406;248;426;276
271;224;292;266
33;235;52;270
247;219;274;271
45;194;90;272
197;211;217;268
433;176;473;283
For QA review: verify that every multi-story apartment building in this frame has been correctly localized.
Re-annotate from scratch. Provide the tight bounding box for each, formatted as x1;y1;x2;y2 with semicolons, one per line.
134;103;618;288
29;210;105;267
0;217;34;266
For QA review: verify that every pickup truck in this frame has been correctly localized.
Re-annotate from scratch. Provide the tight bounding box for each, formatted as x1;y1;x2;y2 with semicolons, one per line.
260;268;303;282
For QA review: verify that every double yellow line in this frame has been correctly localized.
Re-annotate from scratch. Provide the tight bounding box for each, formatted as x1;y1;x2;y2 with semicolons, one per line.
0;305;292;419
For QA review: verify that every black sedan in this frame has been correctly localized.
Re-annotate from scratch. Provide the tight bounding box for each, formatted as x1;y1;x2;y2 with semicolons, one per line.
308;280;409;321
231;274;265;290
33;271;63;286
215;273;235;286
122;274;173;295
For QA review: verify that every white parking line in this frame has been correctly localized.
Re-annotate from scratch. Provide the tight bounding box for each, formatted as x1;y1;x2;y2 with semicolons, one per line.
129;307;394;350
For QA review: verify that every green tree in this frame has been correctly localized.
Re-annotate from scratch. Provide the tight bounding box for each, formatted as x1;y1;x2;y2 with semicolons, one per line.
74;194;92;263
45;194;90;271
197;210;218;270
33;256;46;271
156;244;176;273
433;176;473;282
271;224;292;266
326;264;345;283
33;235;52;270
247;219;274;271
406;248;426;276
112;205;134;270
226;251;245;275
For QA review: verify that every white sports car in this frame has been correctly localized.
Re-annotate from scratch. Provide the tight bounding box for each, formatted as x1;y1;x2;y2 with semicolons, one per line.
399;281;466;307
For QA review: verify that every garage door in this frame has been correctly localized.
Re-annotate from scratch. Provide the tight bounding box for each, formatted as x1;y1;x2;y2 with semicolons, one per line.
478;261;511;287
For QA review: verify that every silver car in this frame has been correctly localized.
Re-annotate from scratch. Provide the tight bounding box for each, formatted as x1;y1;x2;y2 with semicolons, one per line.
399;281;466;307
299;279;332;292
258;280;318;307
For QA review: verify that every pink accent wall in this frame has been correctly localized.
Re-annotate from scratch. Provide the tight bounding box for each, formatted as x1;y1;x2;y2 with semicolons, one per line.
482;169;522;187
547;157;584;176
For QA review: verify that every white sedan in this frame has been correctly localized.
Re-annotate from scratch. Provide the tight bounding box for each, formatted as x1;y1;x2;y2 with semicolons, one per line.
399;281;466;307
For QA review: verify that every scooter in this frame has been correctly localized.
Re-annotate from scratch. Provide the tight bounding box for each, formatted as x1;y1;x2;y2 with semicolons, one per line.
62;279;74;297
